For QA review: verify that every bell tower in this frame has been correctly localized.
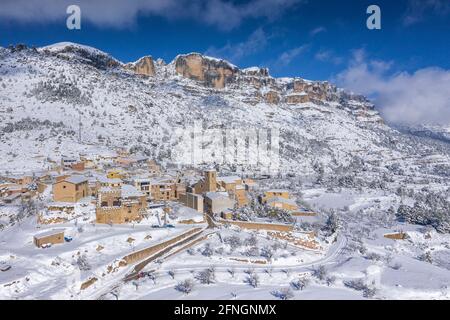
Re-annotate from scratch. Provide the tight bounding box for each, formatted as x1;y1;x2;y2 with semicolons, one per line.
205;170;217;192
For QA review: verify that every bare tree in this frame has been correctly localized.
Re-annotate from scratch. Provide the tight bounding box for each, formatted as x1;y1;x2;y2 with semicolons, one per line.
271;288;294;300
148;272;157;284
312;265;327;281
326;276;336;286
264;267;273;277
195;267;215;284
201;243;213;257
291;278;309;291
76;254;91;271
261;246;274;261
175;279;194;295
244;272;259;288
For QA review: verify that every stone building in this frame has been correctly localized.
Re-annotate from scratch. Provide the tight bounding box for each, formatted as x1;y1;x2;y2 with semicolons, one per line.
52;175;89;203
179;192;204;213
34;229;65;248
95;185;147;224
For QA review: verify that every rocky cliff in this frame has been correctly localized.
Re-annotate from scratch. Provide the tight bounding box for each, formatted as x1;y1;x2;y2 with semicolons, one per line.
174;53;239;89
125;56;155;77
3;42;440;178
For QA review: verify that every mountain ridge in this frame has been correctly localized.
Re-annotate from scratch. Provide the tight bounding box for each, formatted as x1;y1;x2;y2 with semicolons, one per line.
0;42;449;189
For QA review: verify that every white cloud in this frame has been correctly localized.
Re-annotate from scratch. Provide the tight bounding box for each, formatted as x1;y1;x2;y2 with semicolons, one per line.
310;26;326;36
403;0;450;26
314;49;343;65
336;49;450;126
277;45;309;66
0;0;304;30
205;28;269;63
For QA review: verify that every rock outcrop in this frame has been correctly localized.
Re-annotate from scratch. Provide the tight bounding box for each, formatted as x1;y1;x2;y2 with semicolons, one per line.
175;53;239;89
126;56;155;77
242;67;269;77
286;93;310;104
40;42;120;70
291;78;339;103
264;91;281;104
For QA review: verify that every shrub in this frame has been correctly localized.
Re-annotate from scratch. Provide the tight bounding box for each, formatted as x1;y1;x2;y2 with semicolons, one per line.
175;279;194;295
271;288;294;300
291;278;309;291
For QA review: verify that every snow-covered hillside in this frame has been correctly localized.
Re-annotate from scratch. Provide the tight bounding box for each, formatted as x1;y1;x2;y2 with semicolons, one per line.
1;42;448;178
1;43;450;300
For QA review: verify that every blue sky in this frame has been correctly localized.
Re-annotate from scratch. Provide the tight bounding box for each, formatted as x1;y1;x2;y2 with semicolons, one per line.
1;0;449;125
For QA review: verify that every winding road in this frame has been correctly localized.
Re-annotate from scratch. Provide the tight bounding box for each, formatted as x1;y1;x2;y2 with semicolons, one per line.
92;230;348;299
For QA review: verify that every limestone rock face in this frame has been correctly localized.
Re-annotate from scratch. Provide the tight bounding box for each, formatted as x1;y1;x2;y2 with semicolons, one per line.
292;79;339;103
286;94;310;104
243;67;269;77
175;53;239;89
127;56;155;77
293;79;310;93
264;91;281;104
241;67;275;89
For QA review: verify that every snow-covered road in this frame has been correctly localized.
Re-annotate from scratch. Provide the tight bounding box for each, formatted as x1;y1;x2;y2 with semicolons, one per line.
152;234;347;275
90;233;347;299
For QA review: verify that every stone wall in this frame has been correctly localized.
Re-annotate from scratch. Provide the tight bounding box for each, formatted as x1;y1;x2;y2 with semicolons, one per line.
219;219;293;232
122;227;203;265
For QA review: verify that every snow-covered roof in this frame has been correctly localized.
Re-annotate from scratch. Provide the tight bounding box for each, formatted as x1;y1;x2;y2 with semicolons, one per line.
205;192;230;200
217;176;241;184
147;177;175;185
4;185;22;191
64;176;88;185
98;176;122;184
133;177;152;183
121;184;144;198
34;228;65;239
267;197;297;206
47;202;75;208
3;193;21;201
267;189;290;193
99;186;115;193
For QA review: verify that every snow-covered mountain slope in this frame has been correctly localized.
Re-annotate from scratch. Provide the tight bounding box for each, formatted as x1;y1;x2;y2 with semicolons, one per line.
395;124;450;144
0;43;449;181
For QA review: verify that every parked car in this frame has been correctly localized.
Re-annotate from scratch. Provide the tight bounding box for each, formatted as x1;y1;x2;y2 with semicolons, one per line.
41;243;52;249
64;236;73;242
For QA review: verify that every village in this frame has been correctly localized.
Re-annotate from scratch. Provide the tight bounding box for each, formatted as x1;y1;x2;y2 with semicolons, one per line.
0;148;329;297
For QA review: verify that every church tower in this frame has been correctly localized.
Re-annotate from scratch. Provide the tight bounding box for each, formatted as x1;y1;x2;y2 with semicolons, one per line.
205;170;217;192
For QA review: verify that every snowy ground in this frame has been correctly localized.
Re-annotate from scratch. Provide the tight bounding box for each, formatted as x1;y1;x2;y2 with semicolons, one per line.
92;187;450;300
0;203;206;299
